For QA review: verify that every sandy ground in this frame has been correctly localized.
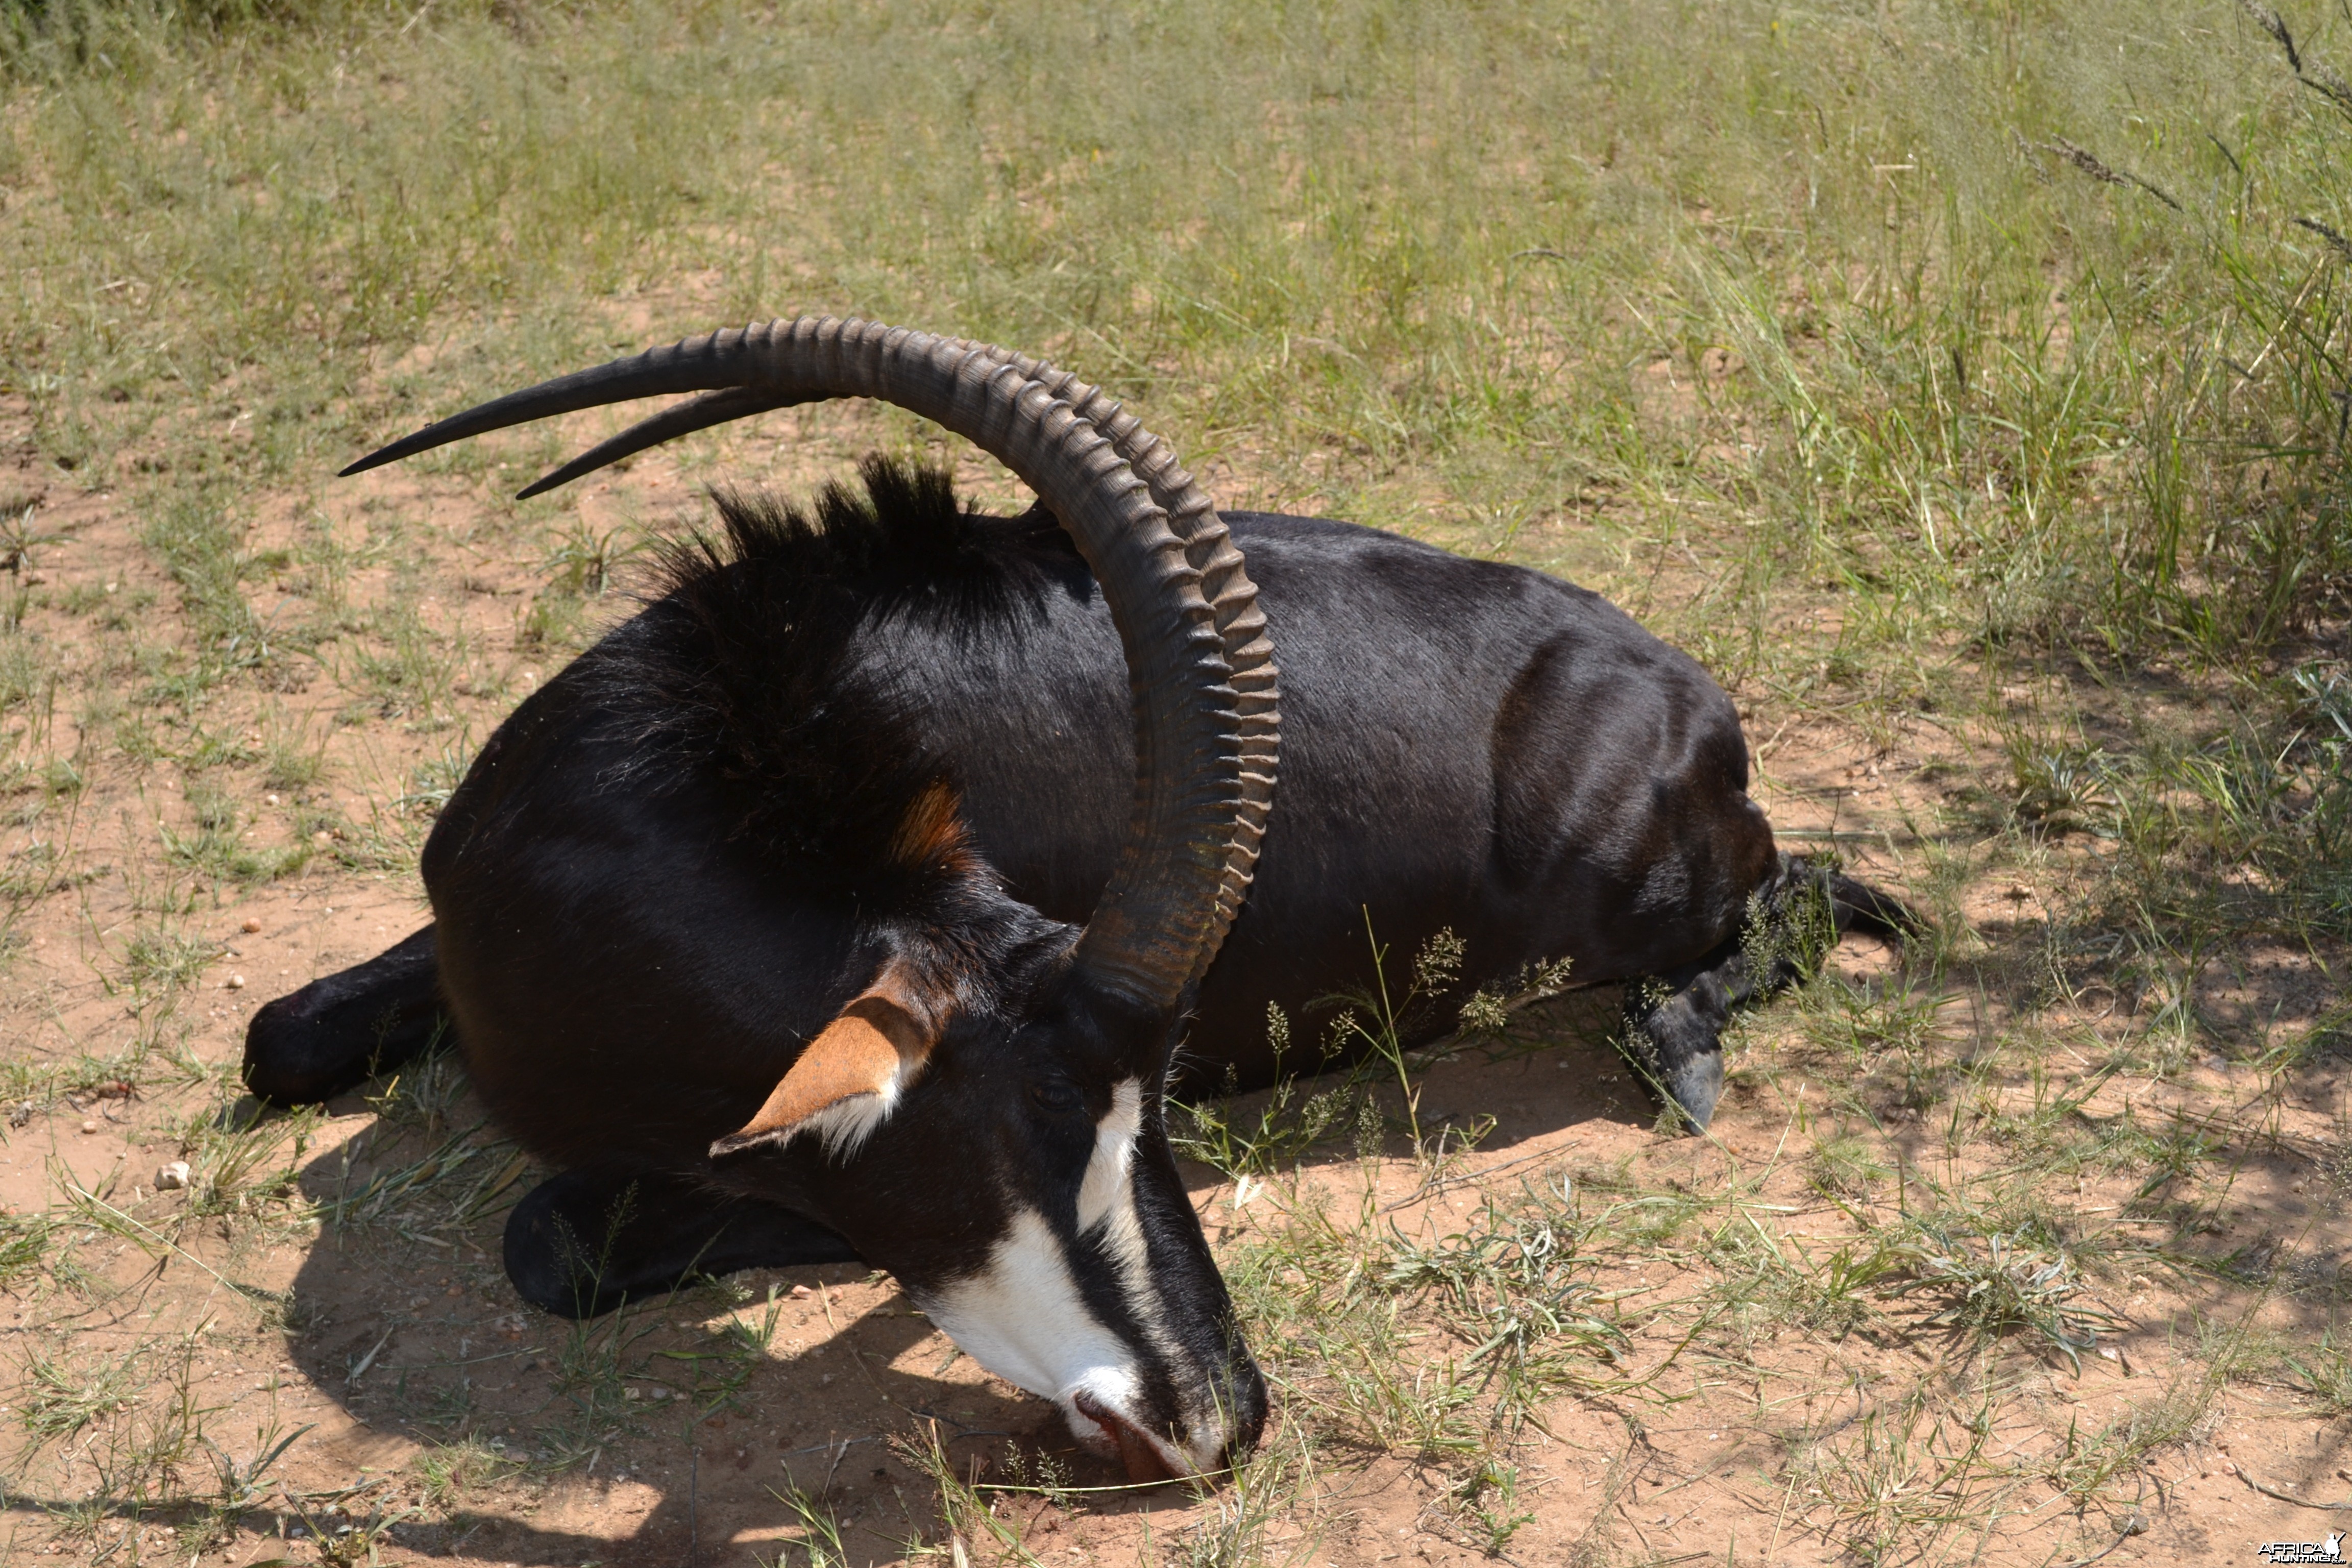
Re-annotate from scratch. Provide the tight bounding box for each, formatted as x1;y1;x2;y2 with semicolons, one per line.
0;386;2345;1566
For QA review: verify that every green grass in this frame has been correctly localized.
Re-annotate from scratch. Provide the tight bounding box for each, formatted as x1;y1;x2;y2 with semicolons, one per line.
16;1339;147;1442
114;921;218;995
0;2;2336;665
0;0;2343;1561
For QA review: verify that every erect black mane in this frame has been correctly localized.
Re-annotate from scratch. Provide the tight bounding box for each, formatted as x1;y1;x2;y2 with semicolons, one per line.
683;455;1082;621
579;455;1080;908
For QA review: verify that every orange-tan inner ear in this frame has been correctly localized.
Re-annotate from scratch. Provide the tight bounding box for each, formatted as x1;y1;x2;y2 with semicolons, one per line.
713;978;940;1155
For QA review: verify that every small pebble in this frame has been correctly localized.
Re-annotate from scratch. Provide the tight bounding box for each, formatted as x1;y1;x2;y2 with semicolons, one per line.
79;1119;98;1135
227;974;246;990
790;1284;815;1300
264;794;280;807
156;1162;191;1190
242;916;262;933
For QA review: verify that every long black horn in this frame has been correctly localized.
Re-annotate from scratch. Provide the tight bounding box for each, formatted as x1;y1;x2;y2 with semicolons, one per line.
344;317;1276;1014
511;386;798;500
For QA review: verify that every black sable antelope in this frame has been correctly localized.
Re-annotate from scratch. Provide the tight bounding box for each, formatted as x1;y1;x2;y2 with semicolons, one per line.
245;317;1905;1481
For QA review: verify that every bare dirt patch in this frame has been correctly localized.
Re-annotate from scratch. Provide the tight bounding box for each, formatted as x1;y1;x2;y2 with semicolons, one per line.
0;374;2344;1568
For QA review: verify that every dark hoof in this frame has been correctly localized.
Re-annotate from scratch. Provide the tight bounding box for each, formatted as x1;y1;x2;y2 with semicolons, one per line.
1659;1049;1723;1133
504;1166;862;1320
1626;976;1730;1136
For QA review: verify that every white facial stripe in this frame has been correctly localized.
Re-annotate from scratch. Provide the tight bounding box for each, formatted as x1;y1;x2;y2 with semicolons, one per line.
919;1205;1206;1477
1075;1080;1219;1471
921;1207;1132;1401
1076;1079;1167;1368
1076;1080;1143;1234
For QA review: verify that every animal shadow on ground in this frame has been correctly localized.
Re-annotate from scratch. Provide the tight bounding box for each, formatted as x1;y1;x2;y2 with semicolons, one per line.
271;1082;1014;1563
249;986;1654;1564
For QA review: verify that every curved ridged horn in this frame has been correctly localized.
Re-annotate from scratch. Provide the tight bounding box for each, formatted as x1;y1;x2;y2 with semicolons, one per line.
909;336;1273;983
343;317;1275;1013
438;331;1275;981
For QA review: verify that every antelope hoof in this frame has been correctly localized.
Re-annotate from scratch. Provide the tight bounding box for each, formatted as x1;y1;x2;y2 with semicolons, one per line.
1662;1048;1724;1134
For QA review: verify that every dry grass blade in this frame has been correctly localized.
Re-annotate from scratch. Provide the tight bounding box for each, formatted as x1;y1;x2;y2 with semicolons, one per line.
2294;216;2352;260
2045;137;2183;211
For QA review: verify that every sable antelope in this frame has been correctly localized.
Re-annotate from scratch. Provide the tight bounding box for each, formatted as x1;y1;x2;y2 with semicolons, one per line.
244;317;1906;1480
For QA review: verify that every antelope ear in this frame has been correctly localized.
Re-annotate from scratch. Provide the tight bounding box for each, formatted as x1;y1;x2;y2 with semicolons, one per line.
710;984;939;1160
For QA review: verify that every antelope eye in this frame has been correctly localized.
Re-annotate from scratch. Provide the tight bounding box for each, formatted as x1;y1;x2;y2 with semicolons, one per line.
1030;1081;1084;1115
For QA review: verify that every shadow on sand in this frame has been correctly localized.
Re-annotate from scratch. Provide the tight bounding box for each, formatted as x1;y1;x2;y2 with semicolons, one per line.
234;987;1653;1564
